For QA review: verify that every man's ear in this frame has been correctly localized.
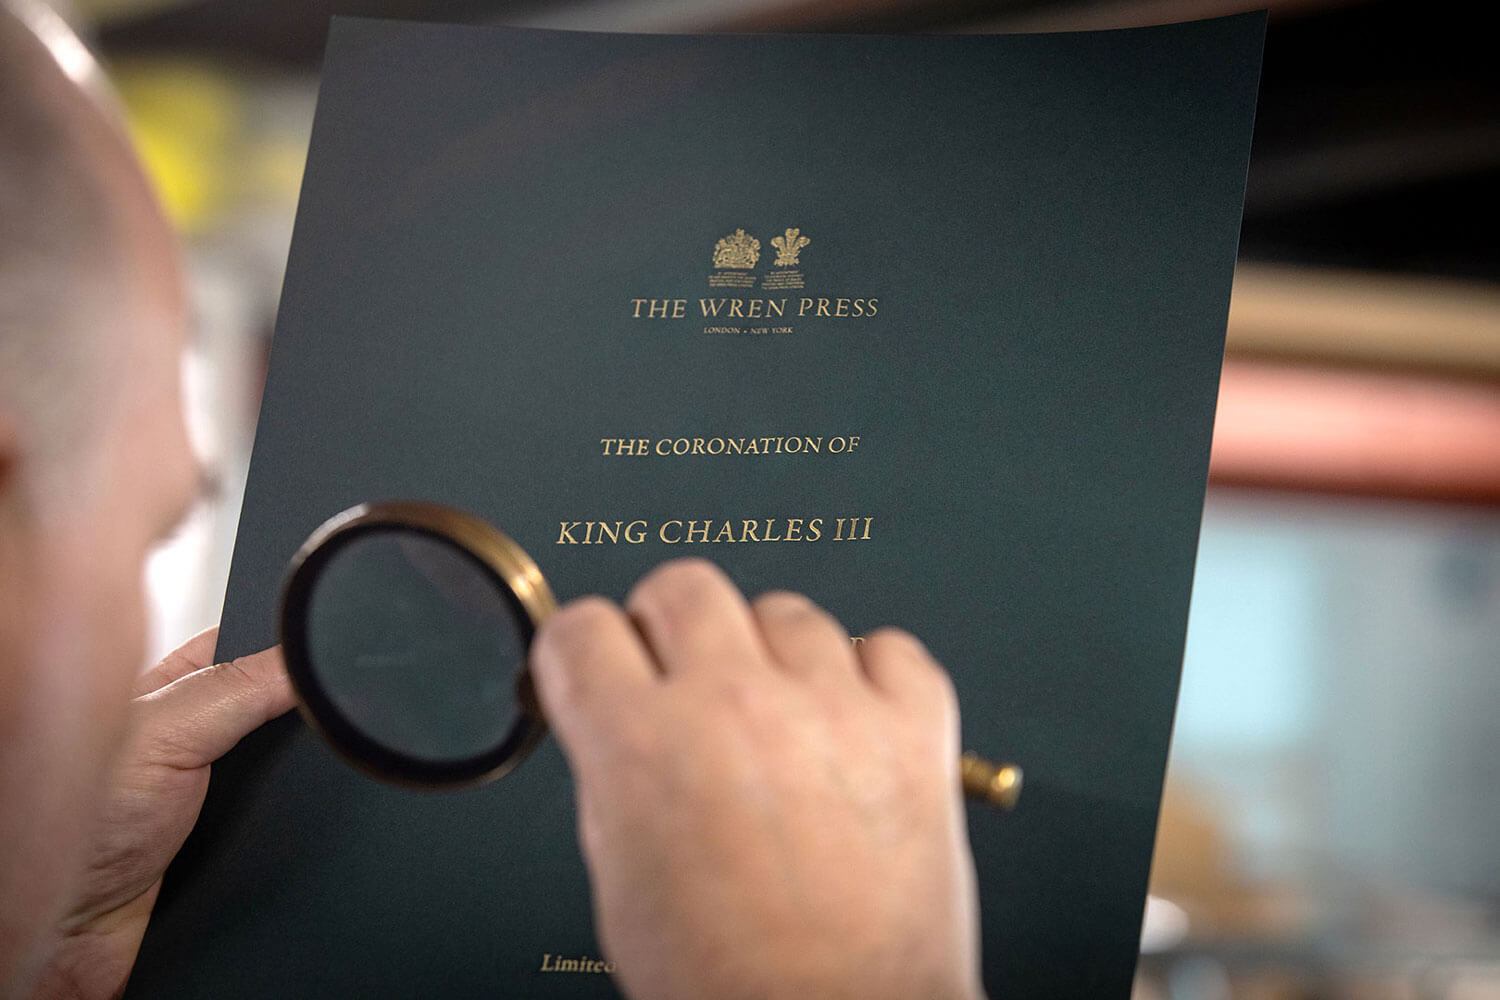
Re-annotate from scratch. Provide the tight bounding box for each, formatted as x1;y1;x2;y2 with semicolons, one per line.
0;416;18;498
0;414;33;527
0;415;24;569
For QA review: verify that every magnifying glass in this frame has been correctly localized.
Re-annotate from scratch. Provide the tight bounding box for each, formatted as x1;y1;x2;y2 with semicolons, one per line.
280;501;1022;808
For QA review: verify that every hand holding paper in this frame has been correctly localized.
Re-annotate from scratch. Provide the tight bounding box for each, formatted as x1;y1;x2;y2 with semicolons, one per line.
31;631;294;1000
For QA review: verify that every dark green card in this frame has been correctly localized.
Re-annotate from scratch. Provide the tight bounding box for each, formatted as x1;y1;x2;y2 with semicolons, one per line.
127;15;1263;998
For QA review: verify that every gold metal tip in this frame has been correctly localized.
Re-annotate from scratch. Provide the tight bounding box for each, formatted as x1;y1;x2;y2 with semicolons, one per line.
960;752;1023;810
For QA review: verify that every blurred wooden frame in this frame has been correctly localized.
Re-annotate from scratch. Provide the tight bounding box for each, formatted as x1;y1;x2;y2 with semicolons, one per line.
1210;264;1500;503
1227;263;1500;378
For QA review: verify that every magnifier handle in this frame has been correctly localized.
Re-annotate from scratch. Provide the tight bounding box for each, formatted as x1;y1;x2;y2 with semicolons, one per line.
960;753;1022;810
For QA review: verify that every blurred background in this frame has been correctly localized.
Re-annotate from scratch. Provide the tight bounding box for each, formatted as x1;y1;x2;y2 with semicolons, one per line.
32;0;1500;996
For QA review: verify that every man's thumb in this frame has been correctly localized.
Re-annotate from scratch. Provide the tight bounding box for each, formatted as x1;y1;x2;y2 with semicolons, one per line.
133;647;296;770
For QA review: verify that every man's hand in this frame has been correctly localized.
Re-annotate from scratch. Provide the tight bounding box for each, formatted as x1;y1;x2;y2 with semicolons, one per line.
531;559;985;1000
32;628;294;1000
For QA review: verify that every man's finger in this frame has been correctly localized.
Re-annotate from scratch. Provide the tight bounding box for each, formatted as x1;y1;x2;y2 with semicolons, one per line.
133;646;296;770
857;628;954;712
625;558;768;678
751;591;859;683
133;626;220;697
532;596;656;748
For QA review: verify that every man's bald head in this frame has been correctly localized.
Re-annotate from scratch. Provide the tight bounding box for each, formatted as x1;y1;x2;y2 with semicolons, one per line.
0;11;200;993
0;8;173;474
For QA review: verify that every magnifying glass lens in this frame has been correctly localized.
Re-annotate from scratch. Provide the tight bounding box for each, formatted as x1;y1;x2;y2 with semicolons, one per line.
282;505;551;787
304;530;526;761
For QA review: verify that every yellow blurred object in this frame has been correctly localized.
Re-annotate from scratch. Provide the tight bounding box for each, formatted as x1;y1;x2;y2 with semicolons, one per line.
112;60;242;233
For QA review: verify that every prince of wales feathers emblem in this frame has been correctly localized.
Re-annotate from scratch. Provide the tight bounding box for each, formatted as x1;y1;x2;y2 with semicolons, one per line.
771;228;809;266
762;227;810;290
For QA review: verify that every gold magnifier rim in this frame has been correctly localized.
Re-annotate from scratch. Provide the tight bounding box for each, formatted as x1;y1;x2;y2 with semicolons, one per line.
280;500;557;790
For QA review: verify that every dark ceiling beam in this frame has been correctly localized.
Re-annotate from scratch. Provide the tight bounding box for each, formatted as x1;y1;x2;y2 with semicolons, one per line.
694;0;1360;32
962;0;1360;32
1247;121;1500;213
